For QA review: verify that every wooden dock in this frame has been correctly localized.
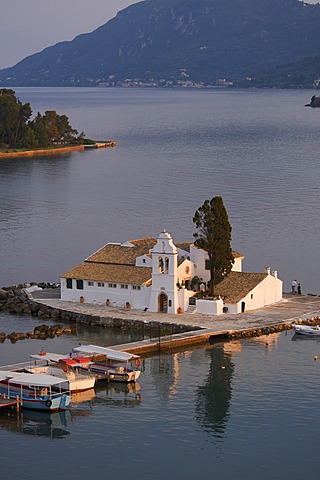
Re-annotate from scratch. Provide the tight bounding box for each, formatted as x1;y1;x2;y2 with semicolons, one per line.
0;396;21;412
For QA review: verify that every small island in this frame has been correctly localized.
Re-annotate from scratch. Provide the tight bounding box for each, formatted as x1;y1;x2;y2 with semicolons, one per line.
0;88;90;157
305;95;320;108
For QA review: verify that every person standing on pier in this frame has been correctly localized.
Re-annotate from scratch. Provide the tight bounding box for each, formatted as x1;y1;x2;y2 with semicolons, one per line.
292;279;297;294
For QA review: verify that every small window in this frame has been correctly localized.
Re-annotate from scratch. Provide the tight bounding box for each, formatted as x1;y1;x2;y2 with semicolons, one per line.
121;284;128;289
97;282;105;287
66;278;73;289
165;257;169;273
159;257;164;273
168;300;172;307
108;283;117;288
76;279;84;290
142;259;146;263
251;294;253;299
132;285;141;290
88;281;94;287
205;259;210;270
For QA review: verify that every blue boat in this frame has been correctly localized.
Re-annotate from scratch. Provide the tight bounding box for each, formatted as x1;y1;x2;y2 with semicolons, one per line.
0;371;71;411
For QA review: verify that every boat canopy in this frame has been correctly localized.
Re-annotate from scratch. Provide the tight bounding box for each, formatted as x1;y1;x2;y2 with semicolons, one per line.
0;370;22;381
72;345;139;362
30;353;94;366
5;372;66;387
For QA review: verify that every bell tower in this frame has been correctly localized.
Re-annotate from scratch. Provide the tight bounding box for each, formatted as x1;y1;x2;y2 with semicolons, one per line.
148;230;179;314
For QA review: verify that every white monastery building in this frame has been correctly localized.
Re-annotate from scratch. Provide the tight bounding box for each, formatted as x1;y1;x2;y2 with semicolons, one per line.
60;230;282;315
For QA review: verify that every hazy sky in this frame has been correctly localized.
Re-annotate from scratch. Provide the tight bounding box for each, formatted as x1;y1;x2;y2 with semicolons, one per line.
0;0;141;69
1;0;319;70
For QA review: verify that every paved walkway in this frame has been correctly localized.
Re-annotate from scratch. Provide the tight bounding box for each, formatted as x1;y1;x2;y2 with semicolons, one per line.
33;293;320;332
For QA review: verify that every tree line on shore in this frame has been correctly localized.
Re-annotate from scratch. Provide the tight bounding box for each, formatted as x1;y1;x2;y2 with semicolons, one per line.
0;89;84;150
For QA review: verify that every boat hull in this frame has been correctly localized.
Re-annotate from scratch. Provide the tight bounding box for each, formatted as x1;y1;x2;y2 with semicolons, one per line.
91;364;141;383
26;365;96;392
292;325;320;336
0;382;71;411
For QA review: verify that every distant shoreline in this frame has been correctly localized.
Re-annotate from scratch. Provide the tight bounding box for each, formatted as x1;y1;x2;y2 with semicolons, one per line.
0;145;85;159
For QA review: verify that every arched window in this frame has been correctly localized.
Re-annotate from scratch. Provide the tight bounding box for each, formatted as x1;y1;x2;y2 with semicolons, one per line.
158;293;168;313
159;257;164;273
165;257;169;273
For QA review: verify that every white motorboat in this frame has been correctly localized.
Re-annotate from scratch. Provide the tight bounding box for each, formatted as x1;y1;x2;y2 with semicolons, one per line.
27;356;96;392
0;371;71;411
29;352;108;382
72;344;142;383
292;324;320;336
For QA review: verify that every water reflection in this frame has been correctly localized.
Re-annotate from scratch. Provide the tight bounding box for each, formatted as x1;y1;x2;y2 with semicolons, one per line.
71;388;96;405
0;410;72;440
94;382;142;407
195;346;234;438
149;354;179;401
291;333;320;344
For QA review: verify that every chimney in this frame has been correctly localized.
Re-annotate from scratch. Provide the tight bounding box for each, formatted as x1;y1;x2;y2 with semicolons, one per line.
265;266;271;275
272;270;278;279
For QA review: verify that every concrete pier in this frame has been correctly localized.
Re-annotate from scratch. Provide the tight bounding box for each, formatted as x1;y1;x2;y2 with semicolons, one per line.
31;292;320;354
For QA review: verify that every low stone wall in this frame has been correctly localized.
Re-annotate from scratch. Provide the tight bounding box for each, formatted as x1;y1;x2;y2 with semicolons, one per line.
5;323;77;343
0;283;198;342
0;145;84;159
2;283;320;345
0;283;76;342
225;316;320;340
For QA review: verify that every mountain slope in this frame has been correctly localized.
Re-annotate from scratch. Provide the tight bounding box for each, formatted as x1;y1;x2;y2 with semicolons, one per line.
1;0;320;86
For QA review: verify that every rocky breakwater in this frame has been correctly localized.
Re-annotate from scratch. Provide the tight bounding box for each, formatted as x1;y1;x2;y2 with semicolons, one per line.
226;316;320;340
0;283;77;342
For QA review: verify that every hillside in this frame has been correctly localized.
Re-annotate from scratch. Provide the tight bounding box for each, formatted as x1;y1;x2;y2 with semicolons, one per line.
1;0;320;87
235;55;320;89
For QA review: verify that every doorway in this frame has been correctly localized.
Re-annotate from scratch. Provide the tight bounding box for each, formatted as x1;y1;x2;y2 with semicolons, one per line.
158;293;168;313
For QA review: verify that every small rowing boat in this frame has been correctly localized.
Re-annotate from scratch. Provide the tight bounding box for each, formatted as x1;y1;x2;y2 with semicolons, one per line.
292;324;320;336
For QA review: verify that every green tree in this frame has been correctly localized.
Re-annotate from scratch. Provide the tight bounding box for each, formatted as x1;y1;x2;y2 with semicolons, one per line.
29;112;50;147
0;91;20;147
0;89;83;150
193;197;234;296
0;89;32;148
57;114;78;144
42;110;61;144
18;126;39;149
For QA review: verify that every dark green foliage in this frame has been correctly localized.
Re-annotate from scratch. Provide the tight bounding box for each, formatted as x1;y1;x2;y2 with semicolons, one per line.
0;89;82;149
235;55;320;89
83;138;96;145
0;89;32;147
28;110;80;147
193;197;234;296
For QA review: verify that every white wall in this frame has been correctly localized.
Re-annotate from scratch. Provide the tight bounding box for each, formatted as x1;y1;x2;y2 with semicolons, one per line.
60;278;151;310
239;274;283;312
148;231;179;313
189;245;210;283
222;274;283;314
177;259;194;285
196;298;224;315
189;245;242;284
232;256;243;272
135;254;153;267
177;287;196;313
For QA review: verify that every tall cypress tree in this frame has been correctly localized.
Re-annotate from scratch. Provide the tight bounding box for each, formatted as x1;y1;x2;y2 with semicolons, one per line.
193;196;234;296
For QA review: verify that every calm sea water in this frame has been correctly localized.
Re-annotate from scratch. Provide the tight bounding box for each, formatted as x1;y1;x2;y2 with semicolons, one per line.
1;87;320;479
1;87;319;293
0;330;320;480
